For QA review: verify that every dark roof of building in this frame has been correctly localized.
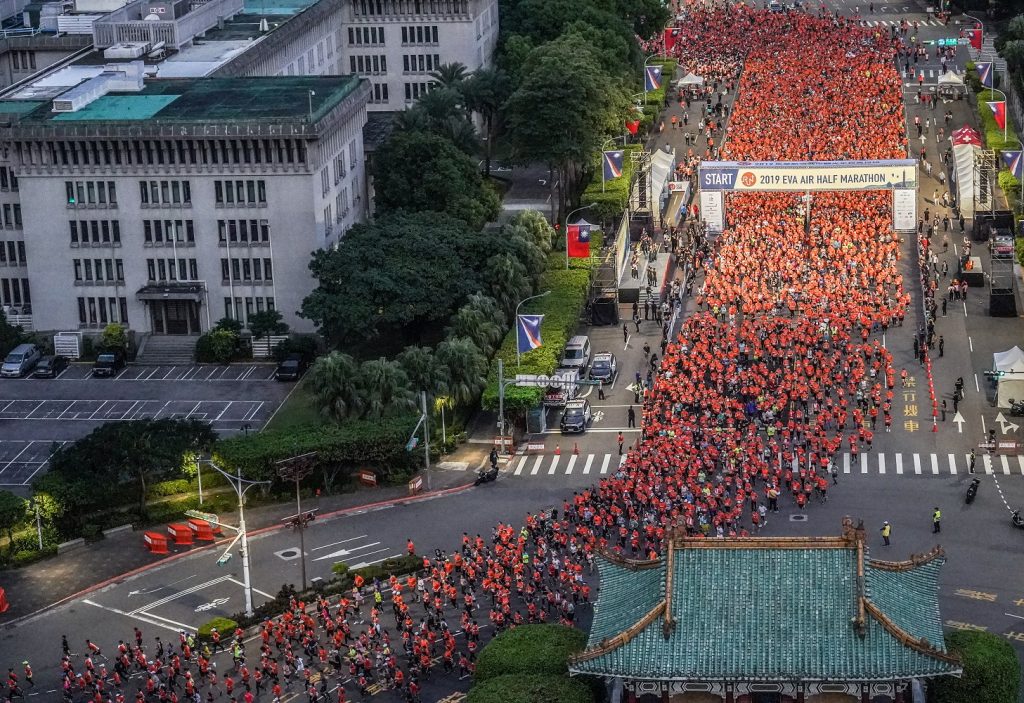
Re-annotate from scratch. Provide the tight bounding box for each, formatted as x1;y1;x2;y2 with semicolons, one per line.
362;110;396;152
569;519;961;683
15;75;362;124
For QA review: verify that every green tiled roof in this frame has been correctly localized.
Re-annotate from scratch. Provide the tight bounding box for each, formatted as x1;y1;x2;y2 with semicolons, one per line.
572;538;960;683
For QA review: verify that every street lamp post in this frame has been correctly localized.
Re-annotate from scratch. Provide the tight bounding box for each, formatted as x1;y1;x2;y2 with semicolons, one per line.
275;452;318;592
565;203;597;269
199;460;270;618
986;87;1011;142
514;290;552;366
29;497;42;550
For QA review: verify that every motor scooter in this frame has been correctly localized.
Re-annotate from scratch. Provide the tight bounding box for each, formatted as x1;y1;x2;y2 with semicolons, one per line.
965;477;980;504
1009;398;1024;417
1012;510;1024;529
474;467;498;486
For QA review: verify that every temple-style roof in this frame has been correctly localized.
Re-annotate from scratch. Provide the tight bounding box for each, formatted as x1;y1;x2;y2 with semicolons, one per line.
569;518;961;683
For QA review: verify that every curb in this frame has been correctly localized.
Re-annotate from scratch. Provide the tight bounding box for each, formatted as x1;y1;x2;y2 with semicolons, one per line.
1;479;475;629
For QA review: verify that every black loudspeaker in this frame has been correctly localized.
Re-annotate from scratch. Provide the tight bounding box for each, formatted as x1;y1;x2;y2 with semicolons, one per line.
618;287;640;304
591;296;619;325
989;294;1017;317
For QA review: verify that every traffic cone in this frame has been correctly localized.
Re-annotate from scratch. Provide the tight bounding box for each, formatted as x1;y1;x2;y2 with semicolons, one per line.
573;443;579;455
554;444;560;456
932;418;938;432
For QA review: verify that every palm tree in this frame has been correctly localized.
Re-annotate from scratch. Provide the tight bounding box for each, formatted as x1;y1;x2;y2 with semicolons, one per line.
396;346;447;398
461;67;511;176
440;115;480;155
418;86;466;125
485;253;532;317
393;106;432;133
435;336;488;406
509;210;554;254
429;62;469;89
307;351;363;422
358;358;415;418
448;303;503;356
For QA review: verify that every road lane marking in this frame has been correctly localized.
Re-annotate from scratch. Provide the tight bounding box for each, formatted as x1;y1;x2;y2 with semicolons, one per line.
895;453;903;474
530;456;543;475
878;454;885;474
931;454;939;475
914;454;922;474
565;455;577;475
582;454;594;474
547;455;560;475
949;453;957;474
600;455;611;474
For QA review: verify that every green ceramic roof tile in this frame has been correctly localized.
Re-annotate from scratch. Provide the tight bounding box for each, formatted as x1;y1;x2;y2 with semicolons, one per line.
572;544;960;682
865;556;946;648
586;560;664;645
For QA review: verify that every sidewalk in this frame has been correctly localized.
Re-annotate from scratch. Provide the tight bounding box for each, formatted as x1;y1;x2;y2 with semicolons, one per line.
0;470;472;624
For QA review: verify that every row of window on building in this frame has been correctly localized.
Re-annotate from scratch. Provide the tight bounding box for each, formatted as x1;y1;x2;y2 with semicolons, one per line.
345;24;440;46
349;53;441;76
353;0;470;17
26;138;308;168
0;277;30;307
405;81;435;101
1;204;22;230
10;50;36;71
67;218;276;246
69;220;121;245
73;258;125;283
77;296;128;327
0;241;25;266
225;296;276;325
148;258;199;283
221;257;274;282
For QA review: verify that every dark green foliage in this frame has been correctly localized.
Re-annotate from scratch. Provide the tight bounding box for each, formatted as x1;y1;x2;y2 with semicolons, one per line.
927;631;1020;703
468;674;594;703
474;624;586;682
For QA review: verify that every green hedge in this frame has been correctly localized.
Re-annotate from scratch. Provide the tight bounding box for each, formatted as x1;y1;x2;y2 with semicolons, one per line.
197;617;237;642
212;416;421;482
927;631;1020;703
481;236;602;414
583;146;642;223
976;98;1021;212
468;674;593;703
474;624;586;682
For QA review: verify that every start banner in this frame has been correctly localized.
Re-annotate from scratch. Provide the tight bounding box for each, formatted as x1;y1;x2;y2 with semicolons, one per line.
699;160;918;192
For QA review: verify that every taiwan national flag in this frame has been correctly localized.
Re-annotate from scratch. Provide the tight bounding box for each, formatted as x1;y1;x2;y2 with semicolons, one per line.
964;28;982;50
644;65;662;92
603;150;624;181
988;101;1006;130
1002;150;1023;180
977;61;993;88
663;28;678;53
516;314;544;354
567;223;591;258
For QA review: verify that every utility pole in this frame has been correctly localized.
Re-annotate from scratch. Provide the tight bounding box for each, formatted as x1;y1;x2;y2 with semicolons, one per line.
276;452;318;592
421;391;430;490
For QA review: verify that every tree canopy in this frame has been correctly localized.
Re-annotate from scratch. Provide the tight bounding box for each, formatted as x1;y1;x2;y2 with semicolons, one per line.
371;131;499;230
301;211;493;349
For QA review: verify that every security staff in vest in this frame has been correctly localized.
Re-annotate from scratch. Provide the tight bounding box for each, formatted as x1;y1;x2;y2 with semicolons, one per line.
880;521;892;546
932;507;941;533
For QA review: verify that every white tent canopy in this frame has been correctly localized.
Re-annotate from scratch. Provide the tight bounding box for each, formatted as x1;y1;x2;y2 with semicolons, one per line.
937;71;964;87
950;126;982;219
994;346;1024;407
675;72;704;87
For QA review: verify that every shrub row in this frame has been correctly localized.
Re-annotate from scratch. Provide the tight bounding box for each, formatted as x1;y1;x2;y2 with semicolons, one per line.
481;233;603;414
212;416;421;482
474;624;586;681
467;674;594;703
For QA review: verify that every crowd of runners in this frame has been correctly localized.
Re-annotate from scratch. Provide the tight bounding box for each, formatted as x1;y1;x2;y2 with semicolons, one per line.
6;4;919;703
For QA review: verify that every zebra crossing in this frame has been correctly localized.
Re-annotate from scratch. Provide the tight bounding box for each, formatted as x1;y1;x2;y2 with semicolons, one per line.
860;18;946;26
502;451;1024;478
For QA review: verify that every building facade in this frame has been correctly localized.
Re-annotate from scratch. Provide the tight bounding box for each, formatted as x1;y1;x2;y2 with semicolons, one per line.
0;74;369;334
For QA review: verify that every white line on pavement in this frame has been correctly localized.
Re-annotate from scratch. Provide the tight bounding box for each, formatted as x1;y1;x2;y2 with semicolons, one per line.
530;456;543;476
565;455;577;475
83;600;184;635
949;454;957;474
895;453;903;475
583;454;594;474
600;455;611;474
547;455;560;475
913;454;922;475
931;454;939;475
226;577;274;599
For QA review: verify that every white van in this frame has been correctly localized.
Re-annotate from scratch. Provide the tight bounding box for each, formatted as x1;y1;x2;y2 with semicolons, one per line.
1;343;41;378
560;335;592;372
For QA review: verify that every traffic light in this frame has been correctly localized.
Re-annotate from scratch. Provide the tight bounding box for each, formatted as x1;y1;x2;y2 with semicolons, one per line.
216;553;232;566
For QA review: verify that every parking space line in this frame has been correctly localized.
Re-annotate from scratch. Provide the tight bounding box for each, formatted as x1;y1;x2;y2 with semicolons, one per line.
23;400;45;419
265;369;277;380
214;401;233;421
122;401;140;419
205;367;219;380
0;401;13;413
243;401;264;421
88;401;109;420
145;368;159;380
161;367;176;380
22;442;64;485
185;402;201;418
0;442;34;478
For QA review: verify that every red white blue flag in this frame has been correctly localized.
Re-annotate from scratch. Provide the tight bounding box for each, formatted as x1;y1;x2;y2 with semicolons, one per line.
567;224;592;258
644;65;662;92
987;101;1006;130
516;314;544;353
603;150;624;181
977;61;993;88
1002;150;1023;180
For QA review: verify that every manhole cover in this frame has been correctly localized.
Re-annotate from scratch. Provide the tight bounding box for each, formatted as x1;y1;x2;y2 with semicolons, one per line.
275;548;301;560
789;514;808;522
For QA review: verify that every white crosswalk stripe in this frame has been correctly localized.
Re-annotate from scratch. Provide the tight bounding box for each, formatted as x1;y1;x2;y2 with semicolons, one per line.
501;451;1024;478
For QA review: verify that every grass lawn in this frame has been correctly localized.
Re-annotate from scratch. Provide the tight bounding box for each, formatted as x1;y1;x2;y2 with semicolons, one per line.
265;380;323;431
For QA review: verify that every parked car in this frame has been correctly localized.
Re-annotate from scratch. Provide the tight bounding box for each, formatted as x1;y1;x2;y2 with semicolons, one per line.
560;399;593;434
543;368;580;407
32;355;69;379
589;352;618;383
560;335;592;372
275;353;307;381
93;350;126;377
1;343;41;378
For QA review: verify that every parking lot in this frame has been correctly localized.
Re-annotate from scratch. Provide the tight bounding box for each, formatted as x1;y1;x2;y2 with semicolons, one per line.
0;362;295;487
0;439;67;486
13;363;278;383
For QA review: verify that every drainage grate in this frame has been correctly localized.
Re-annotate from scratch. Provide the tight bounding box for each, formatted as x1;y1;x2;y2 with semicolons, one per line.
789;514;808;522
